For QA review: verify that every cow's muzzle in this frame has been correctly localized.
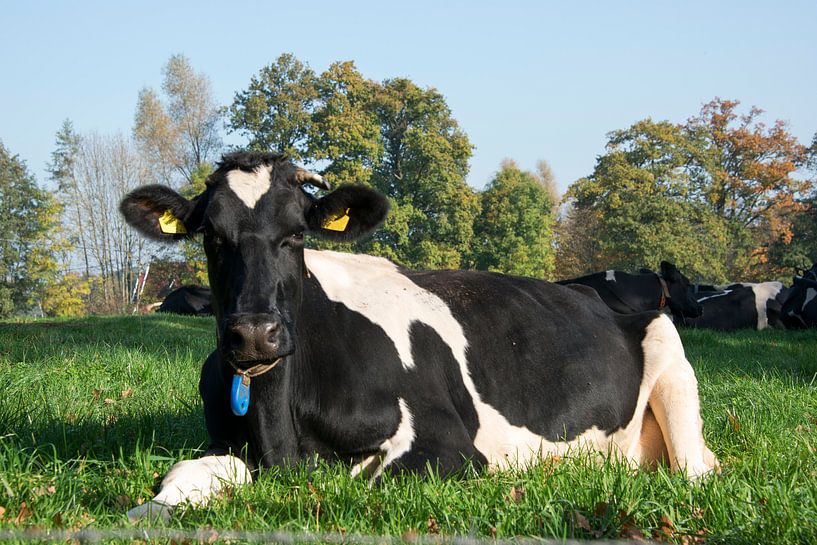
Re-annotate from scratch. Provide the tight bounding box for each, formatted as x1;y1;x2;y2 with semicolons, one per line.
223;314;292;366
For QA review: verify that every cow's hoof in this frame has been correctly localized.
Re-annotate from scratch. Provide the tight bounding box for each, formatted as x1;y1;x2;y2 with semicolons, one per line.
127;500;173;522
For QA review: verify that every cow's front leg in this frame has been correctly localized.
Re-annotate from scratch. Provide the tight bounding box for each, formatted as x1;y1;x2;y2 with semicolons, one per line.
127;454;251;521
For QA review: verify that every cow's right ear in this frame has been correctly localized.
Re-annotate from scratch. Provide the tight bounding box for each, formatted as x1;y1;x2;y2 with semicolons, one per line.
120;185;205;242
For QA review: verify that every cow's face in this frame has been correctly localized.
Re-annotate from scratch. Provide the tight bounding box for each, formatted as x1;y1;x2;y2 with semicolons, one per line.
120;152;389;368
781;264;817;328
660;261;703;318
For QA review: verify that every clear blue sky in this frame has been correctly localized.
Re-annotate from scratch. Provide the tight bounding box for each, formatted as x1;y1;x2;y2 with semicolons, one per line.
2;1;815;193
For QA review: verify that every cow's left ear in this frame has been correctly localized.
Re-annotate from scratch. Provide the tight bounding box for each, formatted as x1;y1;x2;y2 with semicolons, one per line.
305;185;389;241
120;185;207;242
660;261;680;281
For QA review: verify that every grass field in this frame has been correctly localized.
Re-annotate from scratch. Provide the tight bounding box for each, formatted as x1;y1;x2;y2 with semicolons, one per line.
1;315;816;544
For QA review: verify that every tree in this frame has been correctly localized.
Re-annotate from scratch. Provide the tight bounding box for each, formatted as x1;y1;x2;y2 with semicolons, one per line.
134;54;223;186
66;132;151;313
470;160;556;278
228;53;317;161
561;101;813;282
683;99;810;276
0;141;65;316
228;55;479;270
561;119;732;280
48;119;89;276
365;78;477;269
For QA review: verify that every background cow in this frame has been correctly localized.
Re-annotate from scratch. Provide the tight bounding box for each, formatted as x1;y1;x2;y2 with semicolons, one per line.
157;285;213;316
781;264;817;329
120;152;717;520
556;263;703;322
688;281;788;331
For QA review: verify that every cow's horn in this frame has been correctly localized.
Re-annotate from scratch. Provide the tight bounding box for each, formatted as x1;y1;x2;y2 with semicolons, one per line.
296;169;331;190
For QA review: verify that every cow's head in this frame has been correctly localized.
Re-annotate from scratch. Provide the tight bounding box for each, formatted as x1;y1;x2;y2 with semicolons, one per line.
120;152;389;368
781;264;817;329
659;261;703;319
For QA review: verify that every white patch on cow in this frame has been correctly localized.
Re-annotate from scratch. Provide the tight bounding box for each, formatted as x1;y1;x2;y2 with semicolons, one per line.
350;397;416;481
305;250;697;472
747;281;783;330
304;250;463;370
605;270;616;282
805;288;817;310
638;315;717;478
126;455;251;521
696;290;732;303
227;165;272;208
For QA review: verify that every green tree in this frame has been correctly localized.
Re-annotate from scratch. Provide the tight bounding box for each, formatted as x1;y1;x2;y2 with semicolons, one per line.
561;101;812;281
562;119;731;281
365;78;477;269
0;141;65;316
228;53;317;160
228;56;479;270
471;160;556;278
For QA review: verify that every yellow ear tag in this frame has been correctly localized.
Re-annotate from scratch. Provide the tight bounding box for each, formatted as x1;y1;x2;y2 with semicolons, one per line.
158;210;187;234
322;208;351;232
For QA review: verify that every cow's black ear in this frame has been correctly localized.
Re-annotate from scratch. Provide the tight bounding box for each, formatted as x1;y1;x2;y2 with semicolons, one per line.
660;261;679;280
305;185;389;242
119;185;204;242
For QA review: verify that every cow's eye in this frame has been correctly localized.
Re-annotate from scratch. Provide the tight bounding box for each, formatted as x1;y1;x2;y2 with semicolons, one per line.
281;234;304;248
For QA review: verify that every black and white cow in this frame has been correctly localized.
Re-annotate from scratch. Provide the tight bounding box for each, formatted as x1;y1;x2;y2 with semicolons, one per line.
688;281;788;331
781;264;817;329
120;152;717;520
556;264;703;322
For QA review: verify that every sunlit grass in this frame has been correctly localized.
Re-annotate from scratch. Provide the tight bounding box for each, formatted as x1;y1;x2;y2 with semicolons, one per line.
1;317;815;543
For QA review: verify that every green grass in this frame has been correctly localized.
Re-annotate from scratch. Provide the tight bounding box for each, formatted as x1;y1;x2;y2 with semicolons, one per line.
1;316;816;543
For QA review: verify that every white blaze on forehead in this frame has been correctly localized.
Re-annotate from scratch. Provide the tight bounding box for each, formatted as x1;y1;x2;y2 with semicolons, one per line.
605;270;616;282
226;165;272;208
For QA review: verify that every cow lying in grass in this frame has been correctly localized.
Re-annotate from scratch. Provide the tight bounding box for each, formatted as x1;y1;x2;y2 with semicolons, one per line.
120;152;718;520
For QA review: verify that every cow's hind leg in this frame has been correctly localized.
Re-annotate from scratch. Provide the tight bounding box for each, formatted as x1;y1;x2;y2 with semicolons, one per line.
127;455;251;521
641;316;718;479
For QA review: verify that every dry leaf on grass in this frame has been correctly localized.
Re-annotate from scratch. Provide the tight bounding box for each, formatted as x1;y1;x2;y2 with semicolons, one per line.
508;486;525;503
121;389;134;398
427;515;440;534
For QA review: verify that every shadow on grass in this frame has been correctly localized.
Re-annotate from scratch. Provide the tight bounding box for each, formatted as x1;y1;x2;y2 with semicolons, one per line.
3;409;208;460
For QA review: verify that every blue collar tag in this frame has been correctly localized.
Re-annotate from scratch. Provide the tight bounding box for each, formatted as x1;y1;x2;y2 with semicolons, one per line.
230;374;251;416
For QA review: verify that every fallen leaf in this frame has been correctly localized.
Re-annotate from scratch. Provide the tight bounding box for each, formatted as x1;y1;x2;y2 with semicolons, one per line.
0;505;5;519
427;515;439;534
621;525;647;541
655;515;676;540
569;510;601;537
727;412;740;432
104;398;116;405
508;486;525;503
121;389;134;399
92;388;102;399
14;501;31;525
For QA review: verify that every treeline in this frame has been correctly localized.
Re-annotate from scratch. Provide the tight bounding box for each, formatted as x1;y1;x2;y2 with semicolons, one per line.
1;53;815;318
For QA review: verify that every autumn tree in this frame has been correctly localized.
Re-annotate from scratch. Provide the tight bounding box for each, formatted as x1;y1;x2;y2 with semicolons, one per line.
469;160;556;278
683;99;810;276
561;100;812;281
134;54;223;186
0;141;66;316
